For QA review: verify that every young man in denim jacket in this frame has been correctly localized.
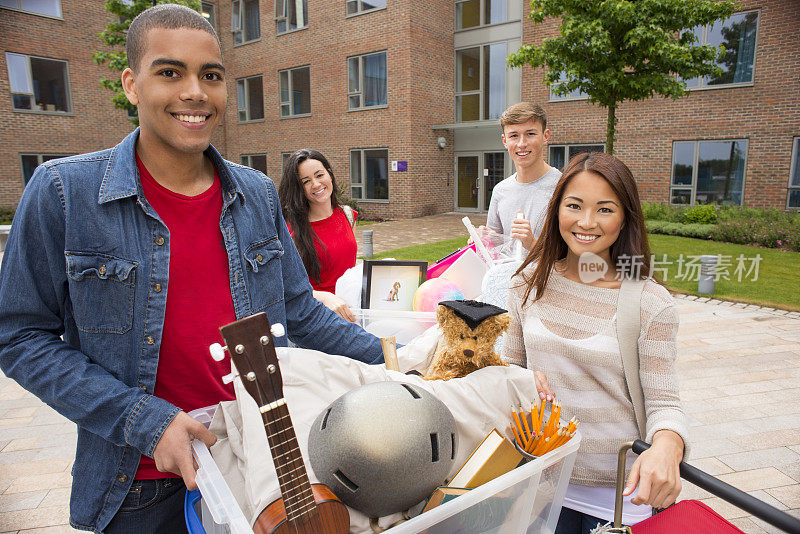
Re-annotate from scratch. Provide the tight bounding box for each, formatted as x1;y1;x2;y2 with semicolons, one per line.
0;5;383;533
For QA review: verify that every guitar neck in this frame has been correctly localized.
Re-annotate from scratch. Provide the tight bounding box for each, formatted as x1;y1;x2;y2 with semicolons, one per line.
262;401;316;521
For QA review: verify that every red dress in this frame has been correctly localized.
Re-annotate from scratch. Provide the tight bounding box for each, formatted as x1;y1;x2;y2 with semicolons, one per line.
288;207;358;293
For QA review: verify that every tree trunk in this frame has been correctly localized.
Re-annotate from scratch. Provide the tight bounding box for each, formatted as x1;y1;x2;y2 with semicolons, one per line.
606;102;617;155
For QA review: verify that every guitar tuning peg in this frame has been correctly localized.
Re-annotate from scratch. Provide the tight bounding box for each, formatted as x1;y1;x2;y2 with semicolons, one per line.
221;371;239;384
270;323;286;339
209;343;227;361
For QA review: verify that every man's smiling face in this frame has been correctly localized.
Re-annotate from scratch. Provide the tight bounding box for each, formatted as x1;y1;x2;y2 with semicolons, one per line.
501;119;550;172
122;27;226;156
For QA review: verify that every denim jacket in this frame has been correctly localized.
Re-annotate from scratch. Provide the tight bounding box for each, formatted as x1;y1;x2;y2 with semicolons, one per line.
0;129;383;532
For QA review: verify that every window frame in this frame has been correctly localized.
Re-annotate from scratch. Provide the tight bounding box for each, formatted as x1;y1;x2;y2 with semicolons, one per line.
345;0;386;17
347;51;388;111
454;0;508;31
685;9;759;91
0;0;62;19
279;65;312;119
454;41;508;123
19;153;72;184
669;139;749;206
201;2;216;30
547;144;605;170
231;0;261;46
236;75;264;123
350;147;389;202
788;137;800;210
6;52;73;115
240;154;268;175
275;0;308;35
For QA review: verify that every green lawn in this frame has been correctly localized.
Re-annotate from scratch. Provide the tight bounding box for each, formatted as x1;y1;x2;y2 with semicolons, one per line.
647;234;800;311
367;235;800;311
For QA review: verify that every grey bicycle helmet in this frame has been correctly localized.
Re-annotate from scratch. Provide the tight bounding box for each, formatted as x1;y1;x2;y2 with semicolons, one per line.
308;381;458;518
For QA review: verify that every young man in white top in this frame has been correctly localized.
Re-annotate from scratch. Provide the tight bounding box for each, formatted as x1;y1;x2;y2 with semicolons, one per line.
485;102;562;252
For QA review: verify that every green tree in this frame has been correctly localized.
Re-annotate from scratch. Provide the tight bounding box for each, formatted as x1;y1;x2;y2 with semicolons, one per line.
507;0;736;154
92;0;202;125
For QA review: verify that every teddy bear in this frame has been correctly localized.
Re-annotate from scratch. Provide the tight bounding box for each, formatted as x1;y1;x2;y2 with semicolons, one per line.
424;299;510;381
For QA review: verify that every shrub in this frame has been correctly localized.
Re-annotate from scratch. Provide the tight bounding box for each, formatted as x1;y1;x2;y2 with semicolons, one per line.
681;204;717;224
0;207;15;224
641;202;683;222
709;219;800;252
646;220;716;239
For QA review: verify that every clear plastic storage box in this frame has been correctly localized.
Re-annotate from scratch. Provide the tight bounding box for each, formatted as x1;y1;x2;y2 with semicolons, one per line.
352;308;437;346
186;406;581;534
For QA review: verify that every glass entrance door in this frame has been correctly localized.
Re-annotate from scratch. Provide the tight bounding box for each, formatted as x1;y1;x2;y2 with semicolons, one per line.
455;152;505;212
456;154;480;211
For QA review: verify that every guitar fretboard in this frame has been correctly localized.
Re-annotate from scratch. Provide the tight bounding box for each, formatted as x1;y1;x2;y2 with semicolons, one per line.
262;400;317;522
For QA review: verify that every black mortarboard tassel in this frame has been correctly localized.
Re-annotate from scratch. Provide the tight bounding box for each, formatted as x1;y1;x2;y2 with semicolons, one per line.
438;300;507;331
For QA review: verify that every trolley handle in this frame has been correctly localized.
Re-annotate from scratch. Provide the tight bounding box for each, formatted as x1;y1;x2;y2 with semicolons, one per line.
614;440;800;533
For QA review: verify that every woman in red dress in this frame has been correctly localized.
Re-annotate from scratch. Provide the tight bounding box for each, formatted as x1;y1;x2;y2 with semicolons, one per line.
279;149;358;321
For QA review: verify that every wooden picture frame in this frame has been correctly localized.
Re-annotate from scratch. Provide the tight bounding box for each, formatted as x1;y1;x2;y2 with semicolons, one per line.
361;260;427;310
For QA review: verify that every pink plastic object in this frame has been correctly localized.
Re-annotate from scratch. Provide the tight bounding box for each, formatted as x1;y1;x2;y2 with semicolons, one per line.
427;244;475;279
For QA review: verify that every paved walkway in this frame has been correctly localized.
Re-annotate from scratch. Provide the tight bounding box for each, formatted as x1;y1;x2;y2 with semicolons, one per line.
1;214;799;533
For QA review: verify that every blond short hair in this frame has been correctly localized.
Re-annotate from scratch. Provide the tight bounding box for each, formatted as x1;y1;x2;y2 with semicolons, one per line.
500;102;547;131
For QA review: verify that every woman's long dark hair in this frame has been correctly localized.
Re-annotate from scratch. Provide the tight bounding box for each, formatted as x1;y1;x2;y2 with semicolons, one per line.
515;151;651;306
278;149;341;284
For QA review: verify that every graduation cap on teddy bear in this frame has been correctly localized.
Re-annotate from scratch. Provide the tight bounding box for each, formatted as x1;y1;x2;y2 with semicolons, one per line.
438;299;507;331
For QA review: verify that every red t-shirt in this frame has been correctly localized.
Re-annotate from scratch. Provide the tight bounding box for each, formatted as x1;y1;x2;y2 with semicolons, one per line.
135;156;237;480
288;207;358;293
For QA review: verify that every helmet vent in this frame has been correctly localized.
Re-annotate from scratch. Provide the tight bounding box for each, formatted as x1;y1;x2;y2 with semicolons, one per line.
430;433;439;462
401;383;421;399
320;408;332;430
451;433;456;460
334;469;359;493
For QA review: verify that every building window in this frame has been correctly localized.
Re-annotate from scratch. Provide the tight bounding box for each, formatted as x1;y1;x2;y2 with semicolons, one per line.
350;149;388;201
281;152;292;178
455;0;506;30
231;0;260;45
685;11;758;89
548;144;604;171
279;66;311;117
455;42;506;122
549;72;589;102
236;76;264;122
0;0;61;17
348;52;387;110
789;138;800;210
276;0;308;34
6;53;71;113
346;0;385;16
671;140;747;205
201;2;216;30
241;154;267;175
20;154;71;184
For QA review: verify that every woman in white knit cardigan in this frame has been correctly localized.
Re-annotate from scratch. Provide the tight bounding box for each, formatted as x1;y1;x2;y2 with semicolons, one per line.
502;152;688;534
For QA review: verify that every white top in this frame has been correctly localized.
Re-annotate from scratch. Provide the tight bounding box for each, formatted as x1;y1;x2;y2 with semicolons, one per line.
503;267;688;486
485;168;562;240
564;483;652;525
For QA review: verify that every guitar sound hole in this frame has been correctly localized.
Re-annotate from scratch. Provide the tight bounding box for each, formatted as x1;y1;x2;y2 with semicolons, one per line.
334;470;359;493
430;433;439;462
401;383;421;399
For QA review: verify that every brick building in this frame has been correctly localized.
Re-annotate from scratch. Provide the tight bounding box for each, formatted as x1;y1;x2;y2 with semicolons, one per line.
1;0;798;216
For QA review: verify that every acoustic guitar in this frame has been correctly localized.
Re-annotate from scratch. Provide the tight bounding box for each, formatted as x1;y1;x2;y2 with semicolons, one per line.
216;312;350;534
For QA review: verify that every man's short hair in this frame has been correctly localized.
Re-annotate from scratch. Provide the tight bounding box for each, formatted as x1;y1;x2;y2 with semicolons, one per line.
500;102;547;132
126;3;219;72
